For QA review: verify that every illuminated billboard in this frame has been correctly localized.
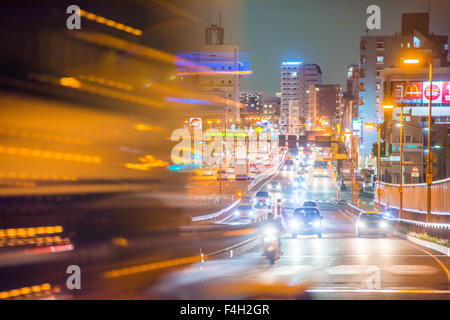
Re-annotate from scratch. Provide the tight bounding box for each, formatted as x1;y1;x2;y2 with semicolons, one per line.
392;81;450;105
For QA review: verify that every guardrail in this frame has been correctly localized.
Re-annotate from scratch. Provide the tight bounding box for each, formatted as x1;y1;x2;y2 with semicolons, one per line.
190;155;285;223
343;202;450;248
377;178;450;216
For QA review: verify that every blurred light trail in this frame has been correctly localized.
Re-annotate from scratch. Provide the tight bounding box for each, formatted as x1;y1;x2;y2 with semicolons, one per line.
77;76;133;91
70;32;200;68
79;9;142;36
103;255;204;279
0;128;90;145
0;226;63;238
0;172;77;181
125;155;169;171
0;145;102;163
59;77;81;88
134;124;163;132
150;0;200;23
28;73;163;108
0;283;52;300
165;97;210;105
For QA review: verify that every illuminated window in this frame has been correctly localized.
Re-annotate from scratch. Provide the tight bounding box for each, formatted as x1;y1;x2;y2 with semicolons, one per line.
376;55;384;64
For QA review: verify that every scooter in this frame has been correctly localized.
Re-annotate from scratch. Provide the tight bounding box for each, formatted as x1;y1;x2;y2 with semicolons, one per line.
262;226;280;264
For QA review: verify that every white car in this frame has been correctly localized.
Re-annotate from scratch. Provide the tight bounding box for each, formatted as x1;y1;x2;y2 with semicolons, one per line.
202;169;214;176
267;180;282;191
234;204;256;221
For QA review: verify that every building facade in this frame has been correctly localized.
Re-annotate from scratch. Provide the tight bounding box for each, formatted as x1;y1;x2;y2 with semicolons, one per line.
280;61;301;132
240;91;263;114
358;12;448;160
262;96;281;116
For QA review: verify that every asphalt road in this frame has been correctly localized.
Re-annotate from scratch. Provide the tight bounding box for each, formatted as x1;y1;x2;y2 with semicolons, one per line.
0;163;449;300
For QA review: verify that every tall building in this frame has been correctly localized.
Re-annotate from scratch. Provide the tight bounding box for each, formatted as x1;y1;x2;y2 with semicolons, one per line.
280;61;322;133
280;61;301;132
380;65;450;183
299;64;322;121
176;23;250;121
240;91;263;114
307;84;342;126
288;100;300;131
358;12;448;160
307;84;319;126
262;96;281;116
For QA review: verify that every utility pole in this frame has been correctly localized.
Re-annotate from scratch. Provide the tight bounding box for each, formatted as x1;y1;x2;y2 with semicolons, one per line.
377;124;381;210
399;103;403;219
426;59;433;222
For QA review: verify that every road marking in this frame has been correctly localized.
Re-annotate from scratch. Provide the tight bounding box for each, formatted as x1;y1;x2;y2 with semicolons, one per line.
325;265;368;275
307;288;450;294
338;209;355;222
403;241;450;282
385;265;439;275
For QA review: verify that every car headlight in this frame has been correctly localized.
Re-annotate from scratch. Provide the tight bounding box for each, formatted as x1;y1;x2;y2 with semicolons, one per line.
290;219;299;229
380;221;388;229
313;220;320;228
357;221;365;228
249;210;255;216
263;226;277;236
235;211;240;216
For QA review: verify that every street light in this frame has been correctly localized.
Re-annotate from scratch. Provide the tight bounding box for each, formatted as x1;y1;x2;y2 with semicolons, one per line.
401;52;433;222
364;122;381;210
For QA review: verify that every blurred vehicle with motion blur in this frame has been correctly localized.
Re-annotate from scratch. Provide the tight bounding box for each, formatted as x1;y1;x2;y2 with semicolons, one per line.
252;191;272;208
262;224;281;264
292;176;306;189
234;204;257;222
283;159;295;171
289;207;323;238
267;180;282;191
217;170;229;180
303;201;318;208
313;160;328;177
202;168;214;176
356;212;389;237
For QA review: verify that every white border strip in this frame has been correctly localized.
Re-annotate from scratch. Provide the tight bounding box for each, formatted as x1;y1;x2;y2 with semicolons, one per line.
395;231;450;256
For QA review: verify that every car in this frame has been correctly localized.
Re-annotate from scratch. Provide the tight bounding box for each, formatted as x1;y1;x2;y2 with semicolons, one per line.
234;204;256;221
202;168;214;176
313;160;328;177
356;211;389;237
235;174;248;181
252;191;272;208
216;170;228;180
292;176;306;189
303;201;318;208
267;180;282;191
289;207;323;238
296;171;306;179
283;159;295;171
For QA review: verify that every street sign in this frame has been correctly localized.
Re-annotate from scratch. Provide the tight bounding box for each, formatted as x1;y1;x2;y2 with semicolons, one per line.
411;172;419;177
412;167;419;173
335;154;347;159
189;117;202;129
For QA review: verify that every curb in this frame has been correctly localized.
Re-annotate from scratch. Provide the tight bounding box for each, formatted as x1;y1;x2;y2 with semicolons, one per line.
394;231;450;256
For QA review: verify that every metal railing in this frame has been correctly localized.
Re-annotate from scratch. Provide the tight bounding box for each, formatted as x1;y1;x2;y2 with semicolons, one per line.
377;178;450;215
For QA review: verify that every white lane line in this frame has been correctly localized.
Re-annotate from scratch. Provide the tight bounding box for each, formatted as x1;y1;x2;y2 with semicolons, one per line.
385;265;439;275
307;288;450;294
338;209;356;222
402;241;450;282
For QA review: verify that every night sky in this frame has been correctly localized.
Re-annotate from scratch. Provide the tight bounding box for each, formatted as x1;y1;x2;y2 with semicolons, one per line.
225;0;450;95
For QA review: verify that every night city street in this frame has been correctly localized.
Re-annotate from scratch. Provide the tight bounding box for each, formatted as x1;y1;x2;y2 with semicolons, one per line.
0;0;449;310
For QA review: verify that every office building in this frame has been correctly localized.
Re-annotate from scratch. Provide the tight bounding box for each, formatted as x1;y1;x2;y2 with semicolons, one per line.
359;12;448;160
240;91;263;114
